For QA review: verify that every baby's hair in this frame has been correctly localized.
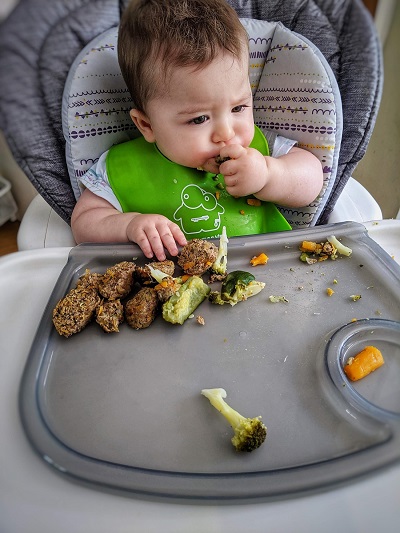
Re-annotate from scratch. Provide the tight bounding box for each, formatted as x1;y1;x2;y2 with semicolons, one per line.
118;0;248;112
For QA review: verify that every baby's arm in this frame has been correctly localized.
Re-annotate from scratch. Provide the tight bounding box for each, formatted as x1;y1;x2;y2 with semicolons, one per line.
71;189;187;260
218;145;323;207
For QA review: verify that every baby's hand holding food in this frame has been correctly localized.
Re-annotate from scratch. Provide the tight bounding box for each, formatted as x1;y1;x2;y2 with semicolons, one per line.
218;145;268;197
126;214;187;261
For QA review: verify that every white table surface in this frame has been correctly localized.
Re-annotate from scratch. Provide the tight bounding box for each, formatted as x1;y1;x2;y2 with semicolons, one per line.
1;220;399;533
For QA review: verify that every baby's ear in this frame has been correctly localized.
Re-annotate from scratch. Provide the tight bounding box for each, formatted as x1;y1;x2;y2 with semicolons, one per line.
129;109;156;142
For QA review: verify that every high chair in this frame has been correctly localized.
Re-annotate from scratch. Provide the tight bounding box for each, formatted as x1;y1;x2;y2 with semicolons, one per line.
0;0;383;249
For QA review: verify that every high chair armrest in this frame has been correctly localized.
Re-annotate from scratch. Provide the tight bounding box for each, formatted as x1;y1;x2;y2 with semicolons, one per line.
17;195;76;250
327;177;383;224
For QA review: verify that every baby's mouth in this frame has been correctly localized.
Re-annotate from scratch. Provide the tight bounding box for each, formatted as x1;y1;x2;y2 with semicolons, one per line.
197;155;231;173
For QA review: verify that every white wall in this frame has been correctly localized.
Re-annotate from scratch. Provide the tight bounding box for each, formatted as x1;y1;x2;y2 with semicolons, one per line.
353;0;400;219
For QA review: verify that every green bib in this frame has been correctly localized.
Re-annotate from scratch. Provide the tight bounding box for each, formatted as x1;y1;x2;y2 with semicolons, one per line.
106;125;291;239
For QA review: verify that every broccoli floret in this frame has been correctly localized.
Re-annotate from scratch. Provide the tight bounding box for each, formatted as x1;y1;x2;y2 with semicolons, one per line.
209;270;265;306
162;276;210;324
208;291;227;305
211;226;229;277
201;388;267;452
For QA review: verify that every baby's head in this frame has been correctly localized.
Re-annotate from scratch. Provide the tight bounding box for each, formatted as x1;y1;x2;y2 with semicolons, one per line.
118;0;249;113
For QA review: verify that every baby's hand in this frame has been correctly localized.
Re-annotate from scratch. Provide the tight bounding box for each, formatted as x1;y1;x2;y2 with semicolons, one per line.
218;145;268;197
126;214;187;261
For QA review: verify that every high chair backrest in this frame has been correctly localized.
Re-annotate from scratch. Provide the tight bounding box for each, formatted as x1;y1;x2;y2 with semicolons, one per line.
63;19;342;228
0;0;382;226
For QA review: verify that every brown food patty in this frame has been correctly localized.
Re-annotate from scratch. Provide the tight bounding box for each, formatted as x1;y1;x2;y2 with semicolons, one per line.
96;299;124;333
98;261;136;300
125;287;159;329
53;287;101;337
177;239;218;275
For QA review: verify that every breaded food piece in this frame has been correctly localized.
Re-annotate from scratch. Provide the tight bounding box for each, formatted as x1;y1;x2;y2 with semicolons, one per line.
98;261;136;300
177;239;218;276
96;299;124;333
154;276;182;303
53;287;101;337
76;268;103;290
125;287;159;329
135;260;175;284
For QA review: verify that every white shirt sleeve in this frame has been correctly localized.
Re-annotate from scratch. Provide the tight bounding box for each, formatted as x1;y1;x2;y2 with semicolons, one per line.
78;150;123;211
260;129;298;158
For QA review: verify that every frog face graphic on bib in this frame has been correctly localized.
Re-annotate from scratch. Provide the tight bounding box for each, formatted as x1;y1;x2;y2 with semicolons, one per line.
174;184;225;235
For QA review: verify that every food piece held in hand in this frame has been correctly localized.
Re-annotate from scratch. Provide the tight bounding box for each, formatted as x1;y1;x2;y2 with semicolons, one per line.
201;388;267;452
215;155;231;165
343;345;384;381
125;287;159;329
135;260;175;285
53;287;101;337
209;270;265;306
162;276;211;324
250;252;268;266
98;261;136;300
96;299;124;333
178;239;218;276
210;226;228;281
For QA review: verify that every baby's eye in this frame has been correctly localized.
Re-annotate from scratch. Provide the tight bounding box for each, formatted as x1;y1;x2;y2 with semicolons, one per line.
232;105;248;113
190;115;208;125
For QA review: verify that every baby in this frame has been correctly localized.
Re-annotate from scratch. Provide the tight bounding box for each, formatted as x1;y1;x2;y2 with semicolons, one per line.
71;0;323;260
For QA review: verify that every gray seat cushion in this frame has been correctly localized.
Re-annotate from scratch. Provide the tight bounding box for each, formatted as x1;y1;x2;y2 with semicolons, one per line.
0;0;382;225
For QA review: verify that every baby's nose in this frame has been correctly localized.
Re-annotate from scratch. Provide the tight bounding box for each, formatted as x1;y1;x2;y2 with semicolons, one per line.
212;120;235;144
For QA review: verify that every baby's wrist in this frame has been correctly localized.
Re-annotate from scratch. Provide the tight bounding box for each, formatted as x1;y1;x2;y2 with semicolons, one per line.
125;213;140;241
252;156;275;200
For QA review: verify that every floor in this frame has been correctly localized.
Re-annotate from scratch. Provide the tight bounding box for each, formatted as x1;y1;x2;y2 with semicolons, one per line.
0;220;20;256
353;1;400;220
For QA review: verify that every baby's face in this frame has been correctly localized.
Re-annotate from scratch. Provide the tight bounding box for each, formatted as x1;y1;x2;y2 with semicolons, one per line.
142;50;254;171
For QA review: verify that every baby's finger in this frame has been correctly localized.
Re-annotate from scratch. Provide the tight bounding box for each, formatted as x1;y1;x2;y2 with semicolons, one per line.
143;229;167;261
169;224;187;247
134;232;155;259
159;224;187;257
219;144;245;162
159;231;179;257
